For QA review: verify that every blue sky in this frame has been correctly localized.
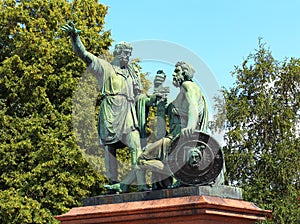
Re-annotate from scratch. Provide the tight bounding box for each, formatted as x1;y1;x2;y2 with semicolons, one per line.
100;0;300;89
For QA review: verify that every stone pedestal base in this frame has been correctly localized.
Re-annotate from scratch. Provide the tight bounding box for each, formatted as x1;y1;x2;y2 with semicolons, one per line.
55;195;271;224
83;185;243;206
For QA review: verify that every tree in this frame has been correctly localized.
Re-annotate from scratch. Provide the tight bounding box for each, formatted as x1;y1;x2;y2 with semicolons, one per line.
216;39;300;223
0;0;113;223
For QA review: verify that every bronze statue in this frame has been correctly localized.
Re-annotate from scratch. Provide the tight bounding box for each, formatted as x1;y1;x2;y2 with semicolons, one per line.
62;22;223;192
104;61;213;192
137;61;209;189
62;22;155;192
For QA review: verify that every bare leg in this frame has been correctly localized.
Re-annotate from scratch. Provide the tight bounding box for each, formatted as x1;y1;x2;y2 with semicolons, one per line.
139;159;171;176
104;130;149;192
125;130;149;191
104;145;118;184
126;130;142;166
138;138;173;189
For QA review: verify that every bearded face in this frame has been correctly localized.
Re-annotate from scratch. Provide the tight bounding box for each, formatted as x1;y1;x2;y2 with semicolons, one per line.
172;66;185;87
187;148;202;169
114;44;132;68
118;49;131;67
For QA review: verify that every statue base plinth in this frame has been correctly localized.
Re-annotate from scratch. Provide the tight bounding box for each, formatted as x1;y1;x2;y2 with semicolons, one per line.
55;186;271;223
83;185;243;206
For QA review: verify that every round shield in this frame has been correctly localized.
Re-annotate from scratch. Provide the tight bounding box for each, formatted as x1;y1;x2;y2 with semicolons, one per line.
166;131;223;186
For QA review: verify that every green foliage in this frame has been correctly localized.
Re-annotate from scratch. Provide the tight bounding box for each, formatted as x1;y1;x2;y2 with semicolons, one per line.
0;0;113;223
0;189;55;223
216;39;300;223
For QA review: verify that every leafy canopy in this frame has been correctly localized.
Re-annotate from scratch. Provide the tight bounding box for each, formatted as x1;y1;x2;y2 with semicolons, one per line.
0;0;113;223
216;39;300;223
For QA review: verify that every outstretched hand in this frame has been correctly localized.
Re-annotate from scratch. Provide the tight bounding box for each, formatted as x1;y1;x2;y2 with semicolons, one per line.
61;21;81;37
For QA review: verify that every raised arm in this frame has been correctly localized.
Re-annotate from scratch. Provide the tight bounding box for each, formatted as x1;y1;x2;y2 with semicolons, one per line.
61;22;94;66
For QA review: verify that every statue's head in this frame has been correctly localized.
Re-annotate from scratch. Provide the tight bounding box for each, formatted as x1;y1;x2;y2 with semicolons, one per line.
187;147;202;169
172;61;195;87
113;41;133;67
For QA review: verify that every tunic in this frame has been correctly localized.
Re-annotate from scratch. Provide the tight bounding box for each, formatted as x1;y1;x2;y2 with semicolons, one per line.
87;57;142;145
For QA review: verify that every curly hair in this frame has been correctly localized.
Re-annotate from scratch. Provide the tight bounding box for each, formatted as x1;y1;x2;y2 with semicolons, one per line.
113;41;133;56
175;61;195;81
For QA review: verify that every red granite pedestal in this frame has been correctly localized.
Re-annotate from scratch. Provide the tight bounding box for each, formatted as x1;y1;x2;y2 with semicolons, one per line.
55;195;272;224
